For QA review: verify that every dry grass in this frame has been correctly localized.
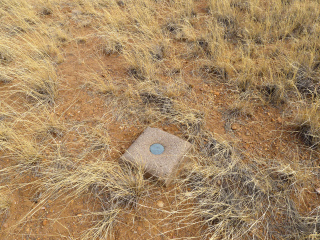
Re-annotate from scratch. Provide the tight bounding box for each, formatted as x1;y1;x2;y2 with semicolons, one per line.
179;151;319;239
0;190;11;216
0;0;319;239
294;102;320;148
35;159;148;239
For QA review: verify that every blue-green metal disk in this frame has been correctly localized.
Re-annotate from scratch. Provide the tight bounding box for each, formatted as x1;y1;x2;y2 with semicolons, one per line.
150;143;164;155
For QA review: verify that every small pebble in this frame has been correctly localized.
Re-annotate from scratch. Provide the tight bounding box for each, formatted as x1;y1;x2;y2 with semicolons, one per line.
231;123;239;130
156;200;164;208
316;188;320;195
42;219;48;226
117;1;125;7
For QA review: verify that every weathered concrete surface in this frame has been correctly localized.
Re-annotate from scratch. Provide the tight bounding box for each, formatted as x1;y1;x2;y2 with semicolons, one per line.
121;127;192;183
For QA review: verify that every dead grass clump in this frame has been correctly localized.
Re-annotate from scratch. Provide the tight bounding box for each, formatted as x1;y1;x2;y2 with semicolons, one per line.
181;151;319;240
35;118;65;140
163;22;181;35
199;136;233;165
15;141;42;167
128;66;146;81
162;21;191;42
230;1;250;13
33;43;63;63
183;160;268;239
139;92;174;115
225;97;253;119
100;42;123;56
0;72;13;84
97;31;125;56
268;163;299;193
216;14;236;29
213;14;246;43
36;159;149;239
19;62;58;104
269;1;319;41
86;74;118;95
199;64;229;82
258;84;287;105
0;190;11;217
39;7;53;16
83;125;111;151
0;46;14;65
189;38;212;57
295;65;320;97
174;109;204;140
0;125;13;151
41;124;64;139
235;67;257;92
281;0;296;5
52;29;69;46
294;103;320;148
125;47;157;81
0;122;43;166
149;44;165;61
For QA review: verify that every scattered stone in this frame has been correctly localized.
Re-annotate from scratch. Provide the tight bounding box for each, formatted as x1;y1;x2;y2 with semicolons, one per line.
214;91;220;96
157;200;164;208
245;131;250;136
117;1;125;7
316;188;320;195
231;123;240;130
42;219;48;226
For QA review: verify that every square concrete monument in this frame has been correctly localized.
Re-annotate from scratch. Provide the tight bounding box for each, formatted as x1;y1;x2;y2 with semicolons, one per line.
121;127;192;184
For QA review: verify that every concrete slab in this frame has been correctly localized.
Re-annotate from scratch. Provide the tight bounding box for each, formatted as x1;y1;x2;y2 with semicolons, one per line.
121;127;192;183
